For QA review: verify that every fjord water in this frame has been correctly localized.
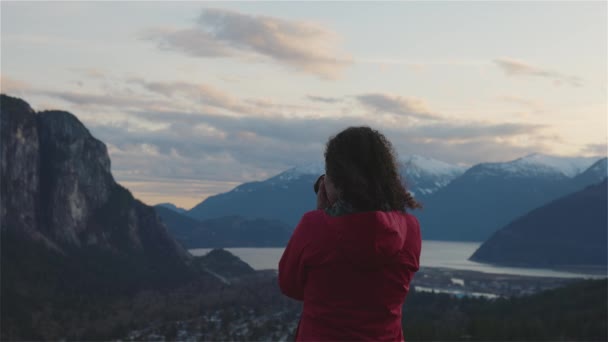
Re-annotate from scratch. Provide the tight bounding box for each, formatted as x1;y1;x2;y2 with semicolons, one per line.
190;240;605;279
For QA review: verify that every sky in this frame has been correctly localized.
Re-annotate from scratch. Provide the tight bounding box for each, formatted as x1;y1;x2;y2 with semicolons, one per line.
2;1;607;209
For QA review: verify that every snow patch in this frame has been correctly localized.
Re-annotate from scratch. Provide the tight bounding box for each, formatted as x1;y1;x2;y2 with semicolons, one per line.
516;154;601;177
399;154;467;177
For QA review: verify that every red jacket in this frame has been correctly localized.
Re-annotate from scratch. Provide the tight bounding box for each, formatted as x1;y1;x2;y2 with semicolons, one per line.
279;209;421;341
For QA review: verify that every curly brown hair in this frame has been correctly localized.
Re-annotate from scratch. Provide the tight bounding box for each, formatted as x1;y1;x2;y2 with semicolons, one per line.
324;126;421;212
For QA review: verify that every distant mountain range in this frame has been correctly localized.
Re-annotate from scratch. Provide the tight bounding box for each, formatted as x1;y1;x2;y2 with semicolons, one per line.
193;248;256;282
157;202;188;214
470;179;607;269
186;155;467;226
184;153;606;242
155;205;293;248
417;155;606;241
187;171;319;228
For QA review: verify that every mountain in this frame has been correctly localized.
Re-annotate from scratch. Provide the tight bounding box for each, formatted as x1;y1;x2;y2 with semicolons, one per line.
1;94;196;299
470;179;607;269
398;155;467;196
572;157;607;188
155;206;293;248
187;169;320;226
416;154;606;241
156;202;188;214
507;153;601;177
194;249;256;281
187;156;465;226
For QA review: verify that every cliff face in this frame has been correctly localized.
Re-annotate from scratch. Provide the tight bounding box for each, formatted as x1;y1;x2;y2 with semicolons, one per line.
0;97;44;240
0;94;191;291
37;110;116;247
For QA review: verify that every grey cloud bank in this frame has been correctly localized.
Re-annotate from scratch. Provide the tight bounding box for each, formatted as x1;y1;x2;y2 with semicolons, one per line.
27;81;554;188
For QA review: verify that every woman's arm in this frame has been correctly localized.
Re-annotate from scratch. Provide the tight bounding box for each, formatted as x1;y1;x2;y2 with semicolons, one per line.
279;177;332;300
278;214;312;301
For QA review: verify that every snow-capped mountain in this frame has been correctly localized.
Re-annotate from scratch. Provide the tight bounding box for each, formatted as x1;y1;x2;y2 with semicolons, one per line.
515;154;601;177
188;156;465;225
398;155;467;196
416;155;606;242
274;162;325;183
474;153;601;178
229;156;465;197
188;153;606;239
468;153;600;179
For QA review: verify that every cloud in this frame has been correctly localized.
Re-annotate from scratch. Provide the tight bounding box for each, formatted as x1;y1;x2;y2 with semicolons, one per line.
356;93;440;120
115;107;546;164
42;90;170;110
580;142;607;156
397;122;544;141
306;95;342;104
140;27;234;57
1;75;31;93
25;81;554;199
142;8;352;79
69;67;106;79
94;112;551;207
38;78;328;124
244;98;319;112
498;95;544;110
128;78;251;114
497;96;546;118
494;58;583;87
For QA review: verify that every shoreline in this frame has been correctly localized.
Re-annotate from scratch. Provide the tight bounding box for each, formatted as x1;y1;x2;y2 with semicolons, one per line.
412;266;594;298
421;265;606;279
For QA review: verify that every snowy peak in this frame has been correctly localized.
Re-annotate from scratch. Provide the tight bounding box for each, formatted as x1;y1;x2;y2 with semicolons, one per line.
399;155;467;178
472;154;603;179
248;156;466;197
276;162;324;182
515;154;602;177
398;155;467;196
273;156;466;185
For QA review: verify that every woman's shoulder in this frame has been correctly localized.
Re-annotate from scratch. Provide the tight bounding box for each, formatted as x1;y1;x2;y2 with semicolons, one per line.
403;211;420;223
293;210;337;251
299;209;331;228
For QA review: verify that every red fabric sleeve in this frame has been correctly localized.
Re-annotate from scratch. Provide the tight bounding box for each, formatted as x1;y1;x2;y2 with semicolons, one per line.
278;211;319;301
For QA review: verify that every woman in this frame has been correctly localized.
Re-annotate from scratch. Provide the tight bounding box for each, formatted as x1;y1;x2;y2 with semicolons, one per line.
279;126;422;341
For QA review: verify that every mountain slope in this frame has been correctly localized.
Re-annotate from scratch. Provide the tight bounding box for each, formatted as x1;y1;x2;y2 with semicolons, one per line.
399;155;466;196
194;248;256;281
572;157;607;188
187;172;319;227
156;202;188;214
470;179;607;268
156;206;293;248
416;154;606;241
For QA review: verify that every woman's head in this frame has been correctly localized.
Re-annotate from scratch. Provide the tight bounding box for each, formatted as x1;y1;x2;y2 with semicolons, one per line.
324;126;421;211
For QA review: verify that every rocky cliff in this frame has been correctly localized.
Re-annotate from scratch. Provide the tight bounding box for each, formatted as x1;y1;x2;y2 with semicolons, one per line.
1;94;193;293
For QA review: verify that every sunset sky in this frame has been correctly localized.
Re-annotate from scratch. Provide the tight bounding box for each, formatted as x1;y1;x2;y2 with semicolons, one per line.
2;1;606;208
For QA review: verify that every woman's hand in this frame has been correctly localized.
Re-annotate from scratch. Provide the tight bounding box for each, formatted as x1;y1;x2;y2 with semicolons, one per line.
316;175;331;210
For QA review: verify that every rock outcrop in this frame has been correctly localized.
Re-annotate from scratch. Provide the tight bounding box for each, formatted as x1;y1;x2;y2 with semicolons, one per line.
1;94;192;293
